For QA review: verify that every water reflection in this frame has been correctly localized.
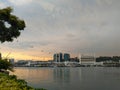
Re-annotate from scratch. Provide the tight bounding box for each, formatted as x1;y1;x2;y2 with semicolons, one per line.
10;67;120;90
53;68;70;83
11;67;53;84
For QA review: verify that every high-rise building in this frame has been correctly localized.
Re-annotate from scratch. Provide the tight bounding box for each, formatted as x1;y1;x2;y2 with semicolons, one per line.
58;53;63;62
53;53;71;62
53;54;57;61
53;53;63;62
64;53;70;61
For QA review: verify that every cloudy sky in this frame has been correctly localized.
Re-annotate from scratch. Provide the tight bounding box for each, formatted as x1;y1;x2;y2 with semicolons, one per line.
0;0;120;60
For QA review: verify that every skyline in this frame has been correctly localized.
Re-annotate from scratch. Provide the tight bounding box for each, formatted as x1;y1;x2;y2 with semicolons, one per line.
0;0;120;60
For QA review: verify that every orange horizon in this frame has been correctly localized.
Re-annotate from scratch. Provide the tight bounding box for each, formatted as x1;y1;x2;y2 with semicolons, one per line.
1;52;53;61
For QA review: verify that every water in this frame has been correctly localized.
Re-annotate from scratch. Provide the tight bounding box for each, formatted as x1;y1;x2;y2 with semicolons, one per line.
10;67;120;90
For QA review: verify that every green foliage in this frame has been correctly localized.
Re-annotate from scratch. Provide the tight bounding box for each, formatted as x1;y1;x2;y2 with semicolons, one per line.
0;7;46;90
0;7;25;43
0;58;14;72
0;73;46;90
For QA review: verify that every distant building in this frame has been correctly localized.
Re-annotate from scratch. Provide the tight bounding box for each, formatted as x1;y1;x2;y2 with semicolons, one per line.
79;54;95;65
17;60;28;65
70;57;79;62
53;53;72;62
9;58;14;65
53;54;57;61
64;53;70;61
53;53;63;62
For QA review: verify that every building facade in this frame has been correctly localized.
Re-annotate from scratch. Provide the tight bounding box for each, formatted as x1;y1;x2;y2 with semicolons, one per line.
79;54;95;65
64;53;70;61
53;53;63;62
53;53;71;62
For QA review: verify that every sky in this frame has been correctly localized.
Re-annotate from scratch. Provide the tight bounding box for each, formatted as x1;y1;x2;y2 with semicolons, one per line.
0;0;120;61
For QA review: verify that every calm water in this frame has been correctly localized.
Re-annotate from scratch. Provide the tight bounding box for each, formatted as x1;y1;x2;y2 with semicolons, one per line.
10;67;120;90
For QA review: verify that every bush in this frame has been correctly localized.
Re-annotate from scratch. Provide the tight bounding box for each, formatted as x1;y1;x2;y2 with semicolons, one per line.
0;73;46;90
0;58;14;72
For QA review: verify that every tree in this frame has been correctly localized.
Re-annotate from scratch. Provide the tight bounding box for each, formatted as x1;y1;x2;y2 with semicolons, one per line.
0;7;25;72
0;58;13;72
0;7;25;43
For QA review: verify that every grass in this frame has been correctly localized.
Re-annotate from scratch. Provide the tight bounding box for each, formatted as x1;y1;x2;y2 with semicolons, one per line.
0;73;46;90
